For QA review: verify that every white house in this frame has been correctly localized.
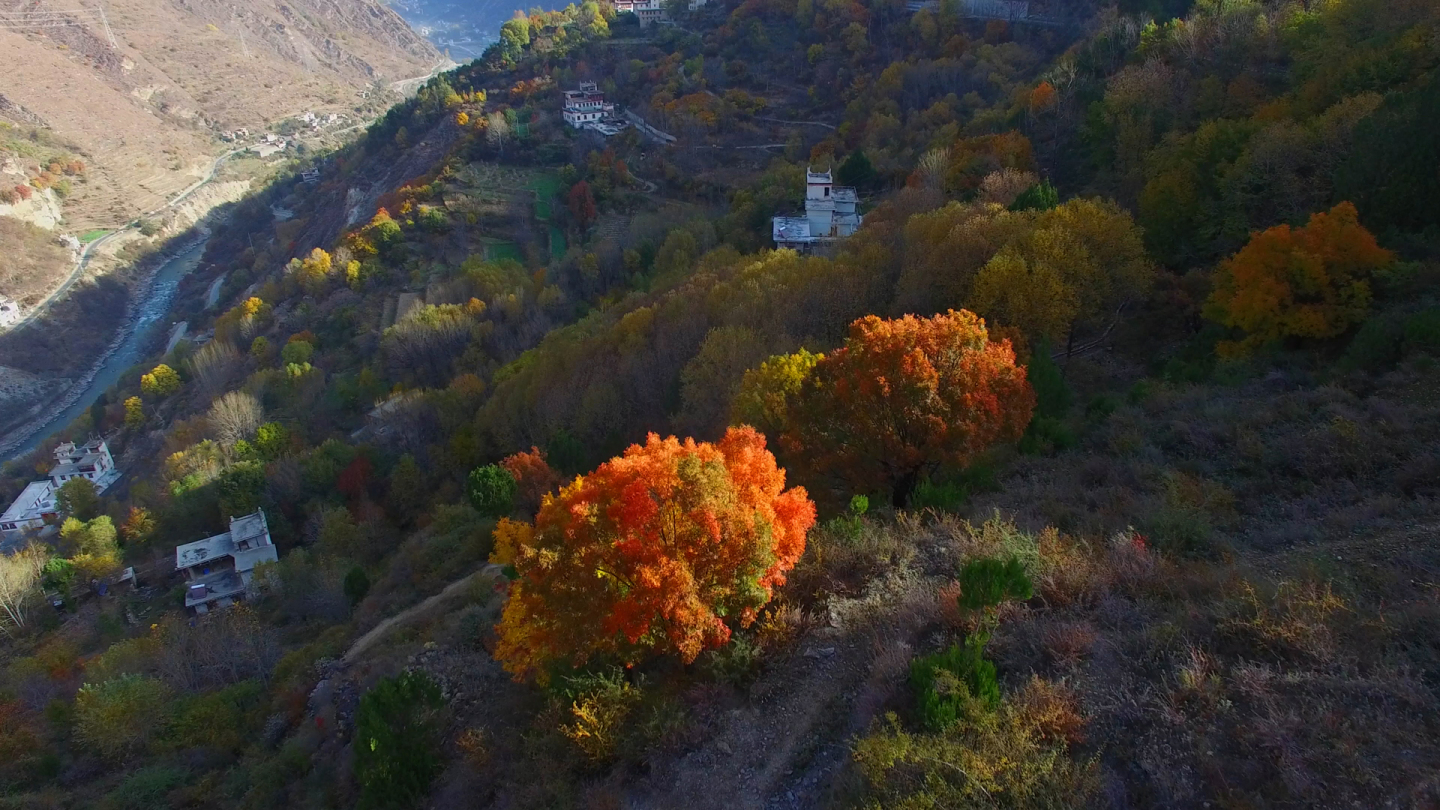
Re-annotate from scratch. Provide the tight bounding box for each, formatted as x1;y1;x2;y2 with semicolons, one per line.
1;438;120;536
563;82;616;129
175;509;278;614
0;297;20;328
772;168;863;253
48;439;120;490
613;0;667;25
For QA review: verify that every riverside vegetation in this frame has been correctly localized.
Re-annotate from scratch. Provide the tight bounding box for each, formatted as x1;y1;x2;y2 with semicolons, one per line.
0;0;1438;807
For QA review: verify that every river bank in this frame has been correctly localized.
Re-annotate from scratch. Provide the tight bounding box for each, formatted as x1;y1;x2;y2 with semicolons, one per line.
0;235;209;462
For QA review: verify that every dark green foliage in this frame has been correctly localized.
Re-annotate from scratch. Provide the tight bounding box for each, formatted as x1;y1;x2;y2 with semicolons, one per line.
216;461;267;520
55;478;99;520
1118;0;1194;20
823;494;870;541
957;556;1033;611
909;634;1000;732
355;671;447;809
1019;416;1076;455
1027;341;1071;419
345;566;371;606
1020;342;1074;454
1009;179;1059;212
836;149;877;191
100;766;190;810
1334;72;1440;235
1341;315;1406;371
465;465;516;518
911;462;999;513
1404;307;1440;355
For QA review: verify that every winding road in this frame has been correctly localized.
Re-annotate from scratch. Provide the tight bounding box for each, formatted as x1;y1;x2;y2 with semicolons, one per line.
6;147;244;334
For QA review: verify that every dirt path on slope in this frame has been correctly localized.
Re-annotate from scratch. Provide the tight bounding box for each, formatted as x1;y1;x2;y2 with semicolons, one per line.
343;564;501;664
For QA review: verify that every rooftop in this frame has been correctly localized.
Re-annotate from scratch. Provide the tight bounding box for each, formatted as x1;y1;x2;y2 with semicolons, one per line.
1;481;55;523
184;570;246;608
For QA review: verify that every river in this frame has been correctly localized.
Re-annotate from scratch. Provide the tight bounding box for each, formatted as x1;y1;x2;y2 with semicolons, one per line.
4;239;208;462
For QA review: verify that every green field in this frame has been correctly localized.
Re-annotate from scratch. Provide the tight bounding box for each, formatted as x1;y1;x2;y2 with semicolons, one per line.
530;174;561;221
78;229;109;244
487;241;524;262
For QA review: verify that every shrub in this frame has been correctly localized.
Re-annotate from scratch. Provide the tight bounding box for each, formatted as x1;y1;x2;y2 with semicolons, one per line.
465;464;516;518
910;635;1000;732
956;556;1034;612
1340;315;1405;371
344;566;371;606
100;765;189;810
1009;178;1059;212
1404;307;1440;355
557;669;640;762
354;670;447;809
280;339;313;366
74;674;169;760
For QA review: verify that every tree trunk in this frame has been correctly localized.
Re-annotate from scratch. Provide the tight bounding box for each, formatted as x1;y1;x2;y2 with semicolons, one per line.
892;468;920;510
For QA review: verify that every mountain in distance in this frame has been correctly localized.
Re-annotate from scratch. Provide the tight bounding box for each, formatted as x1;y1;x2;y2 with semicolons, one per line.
387;0;539;60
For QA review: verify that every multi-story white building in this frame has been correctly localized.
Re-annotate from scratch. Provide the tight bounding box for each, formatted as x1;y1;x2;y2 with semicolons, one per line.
562;82;628;135
0;438;120;535
613;0;667;25
563;82;614;129
772;168;863;253
175;509;279;614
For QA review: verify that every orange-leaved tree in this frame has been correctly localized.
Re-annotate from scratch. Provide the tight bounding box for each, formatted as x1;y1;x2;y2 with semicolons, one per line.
493;426;816;681
782;310;1034;508
1204;201;1395;356
499;446;562;517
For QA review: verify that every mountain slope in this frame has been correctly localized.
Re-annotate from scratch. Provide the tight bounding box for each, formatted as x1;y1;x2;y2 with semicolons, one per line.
0;0;439;230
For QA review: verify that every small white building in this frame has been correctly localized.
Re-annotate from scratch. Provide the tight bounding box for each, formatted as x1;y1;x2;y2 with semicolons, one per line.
614;0;667;25
772;168;863;253
0;297;20;328
1;439;120;535
175;509;278;614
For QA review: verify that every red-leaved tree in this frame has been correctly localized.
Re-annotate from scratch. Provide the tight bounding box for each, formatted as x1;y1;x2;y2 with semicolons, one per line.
494;426;816;681
499;446;563;517
782;310;1034;508
566;180;597;230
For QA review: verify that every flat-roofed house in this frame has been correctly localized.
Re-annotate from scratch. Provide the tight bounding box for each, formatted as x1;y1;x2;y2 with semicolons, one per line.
175;509;278;614
772;167;862;253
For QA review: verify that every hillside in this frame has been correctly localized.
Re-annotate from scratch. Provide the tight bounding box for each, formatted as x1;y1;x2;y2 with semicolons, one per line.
0;0;1437;808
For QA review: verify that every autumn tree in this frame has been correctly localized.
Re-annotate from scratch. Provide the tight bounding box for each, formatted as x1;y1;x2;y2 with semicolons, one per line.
381;303;476;387
1204;202;1395;356
55;478;99;520
74;674;169;760
124;396;145;430
567;180;597;230
494;427;816;680
783;311;1034;508
208;391;263;448
287;248;333;294
140;364;182;398
0;546;46;637
120;507;155;546
731;349;824;439
60;516;121;579
499;447;562;517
